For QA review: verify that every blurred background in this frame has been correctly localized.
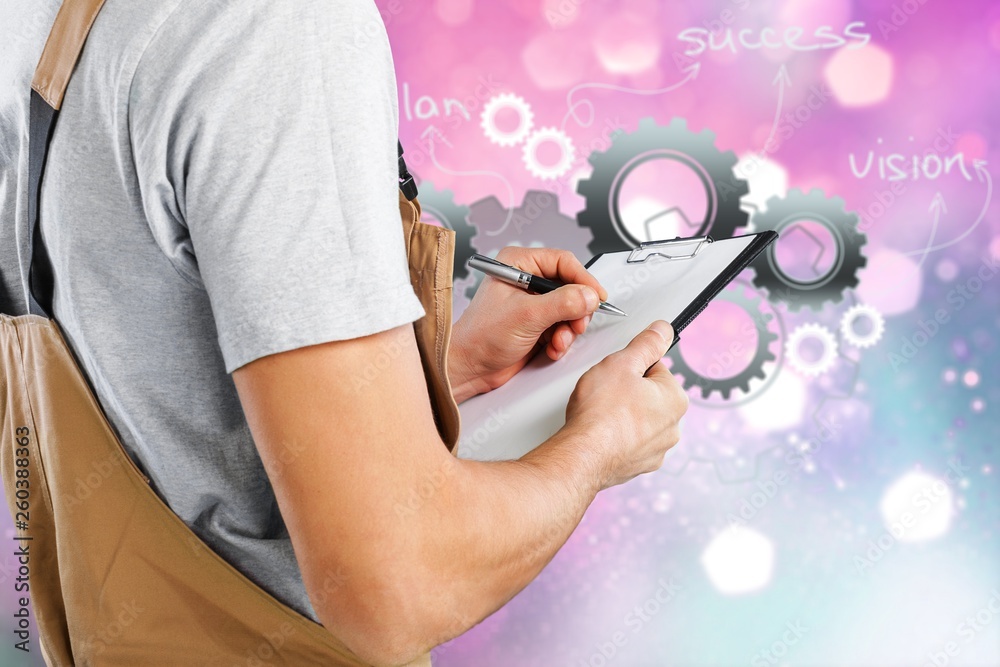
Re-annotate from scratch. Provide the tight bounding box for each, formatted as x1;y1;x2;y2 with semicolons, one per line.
4;0;998;665
386;0;999;665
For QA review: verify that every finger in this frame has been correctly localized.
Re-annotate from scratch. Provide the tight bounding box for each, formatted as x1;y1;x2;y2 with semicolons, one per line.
543;324;565;360
550;323;575;353
614;321;674;374
525;284;599;332
497;247;609;302
530;328;554;361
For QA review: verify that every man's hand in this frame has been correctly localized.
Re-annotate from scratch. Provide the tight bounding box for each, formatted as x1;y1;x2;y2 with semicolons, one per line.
232;319;687;664
449;247;607;403
559;320;689;489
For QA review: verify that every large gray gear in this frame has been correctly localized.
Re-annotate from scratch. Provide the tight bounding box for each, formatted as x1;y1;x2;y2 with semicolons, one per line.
666;284;779;400
576;117;750;256
415;179;476;280
464;190;594;300
749;188;867;311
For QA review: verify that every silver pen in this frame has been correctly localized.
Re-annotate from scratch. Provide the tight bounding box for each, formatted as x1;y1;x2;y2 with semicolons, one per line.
468;254;627;317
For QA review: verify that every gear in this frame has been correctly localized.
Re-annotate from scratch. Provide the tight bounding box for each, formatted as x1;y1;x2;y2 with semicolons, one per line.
464;190;594;301
840;303;885;349
749;188;867;311
576;117;750;257
666;284;779;400
414;180;476;280
522;127;576;181
480;93;535;147
785;323;838;377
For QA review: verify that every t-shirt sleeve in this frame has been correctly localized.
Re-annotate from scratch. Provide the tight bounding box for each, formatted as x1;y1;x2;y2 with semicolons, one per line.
129;0;424;373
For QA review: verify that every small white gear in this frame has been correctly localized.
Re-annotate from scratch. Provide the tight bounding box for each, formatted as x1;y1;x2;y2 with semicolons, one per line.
480;93;535;147
522;127;575;181
839;303;885;349
785;323;839;377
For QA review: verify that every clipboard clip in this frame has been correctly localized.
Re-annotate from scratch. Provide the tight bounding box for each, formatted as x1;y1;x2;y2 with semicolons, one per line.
626;236;714;263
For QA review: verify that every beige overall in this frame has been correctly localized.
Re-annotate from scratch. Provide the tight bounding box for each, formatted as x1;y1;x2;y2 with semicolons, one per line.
1;1;461;664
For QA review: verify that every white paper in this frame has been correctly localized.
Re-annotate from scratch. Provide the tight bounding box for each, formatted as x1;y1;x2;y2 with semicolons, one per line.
457;234;760;461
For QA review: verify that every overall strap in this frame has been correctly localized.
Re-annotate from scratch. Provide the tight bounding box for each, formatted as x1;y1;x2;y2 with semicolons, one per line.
33;0;108;109
26;0;109;317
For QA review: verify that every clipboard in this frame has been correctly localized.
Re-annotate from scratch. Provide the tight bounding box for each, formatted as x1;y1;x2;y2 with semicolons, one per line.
457;230;778;462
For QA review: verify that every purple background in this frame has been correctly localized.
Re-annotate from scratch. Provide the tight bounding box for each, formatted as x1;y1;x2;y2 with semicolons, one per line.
385;1;999;666
3;1;997;666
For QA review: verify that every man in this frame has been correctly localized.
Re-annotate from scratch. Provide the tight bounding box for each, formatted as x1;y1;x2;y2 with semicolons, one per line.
0;0;687;663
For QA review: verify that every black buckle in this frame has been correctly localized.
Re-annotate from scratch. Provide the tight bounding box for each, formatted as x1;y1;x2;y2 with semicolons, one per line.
397;140;418;201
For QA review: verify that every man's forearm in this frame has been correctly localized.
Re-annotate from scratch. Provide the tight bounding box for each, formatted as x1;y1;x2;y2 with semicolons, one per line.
387;423;604;653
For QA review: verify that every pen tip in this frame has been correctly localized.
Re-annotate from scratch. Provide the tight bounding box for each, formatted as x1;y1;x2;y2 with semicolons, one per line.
597;302;628;317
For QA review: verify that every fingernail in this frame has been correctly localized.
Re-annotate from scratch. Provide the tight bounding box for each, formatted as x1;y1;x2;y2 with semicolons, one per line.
584;287;599;311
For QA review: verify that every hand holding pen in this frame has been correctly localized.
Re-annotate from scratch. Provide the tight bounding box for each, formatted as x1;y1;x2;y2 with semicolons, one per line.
468;254;627;317
449;248;620;397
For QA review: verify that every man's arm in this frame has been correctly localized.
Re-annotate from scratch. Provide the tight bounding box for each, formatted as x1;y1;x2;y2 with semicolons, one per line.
233;320;685;665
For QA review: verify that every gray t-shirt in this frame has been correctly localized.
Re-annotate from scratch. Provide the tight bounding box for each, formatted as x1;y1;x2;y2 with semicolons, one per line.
0;0;424;620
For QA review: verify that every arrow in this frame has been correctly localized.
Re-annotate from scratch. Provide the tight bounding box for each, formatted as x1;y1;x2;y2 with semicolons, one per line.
421;125;516;236
905;192;945;268
761;64;791;155
975;158;989;182
561;62;701;131
928;190;948;215
904;162;992;256
420;124;452;149
739;65;791;176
